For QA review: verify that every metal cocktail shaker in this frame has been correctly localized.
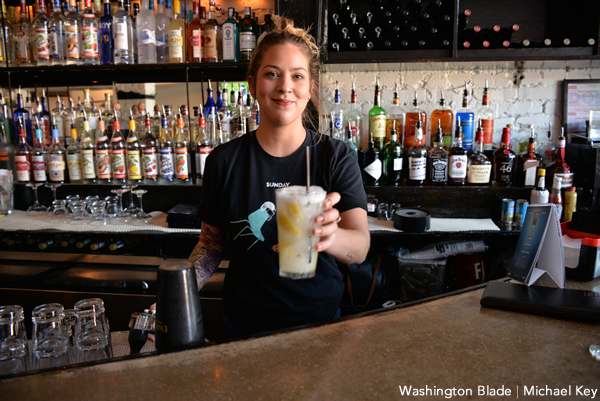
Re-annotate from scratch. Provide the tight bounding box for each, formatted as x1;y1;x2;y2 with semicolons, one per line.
155;260;204;352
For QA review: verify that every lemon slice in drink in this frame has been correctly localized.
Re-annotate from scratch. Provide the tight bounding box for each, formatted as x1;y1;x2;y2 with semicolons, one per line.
278;214;303;237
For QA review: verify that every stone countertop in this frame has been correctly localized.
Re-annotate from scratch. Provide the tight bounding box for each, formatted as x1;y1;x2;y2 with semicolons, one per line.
2;279;600;401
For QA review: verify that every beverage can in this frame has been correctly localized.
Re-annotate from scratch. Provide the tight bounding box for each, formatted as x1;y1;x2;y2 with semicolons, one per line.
514;199;528;228
501;198;515;225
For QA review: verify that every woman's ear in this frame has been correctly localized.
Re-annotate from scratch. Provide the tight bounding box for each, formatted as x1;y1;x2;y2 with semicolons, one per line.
248;76;256;98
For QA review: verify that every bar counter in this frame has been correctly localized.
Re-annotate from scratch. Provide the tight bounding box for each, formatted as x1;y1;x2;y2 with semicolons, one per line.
2;278;599;400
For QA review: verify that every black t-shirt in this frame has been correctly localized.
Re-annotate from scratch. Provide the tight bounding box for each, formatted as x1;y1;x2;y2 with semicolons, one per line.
201;129;367;333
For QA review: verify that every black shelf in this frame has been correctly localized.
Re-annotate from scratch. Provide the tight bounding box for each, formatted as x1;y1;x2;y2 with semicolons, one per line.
0;62;250;87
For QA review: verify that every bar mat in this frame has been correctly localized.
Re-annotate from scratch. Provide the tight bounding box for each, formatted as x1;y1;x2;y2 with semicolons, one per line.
0;210;202;234
368;216;500;232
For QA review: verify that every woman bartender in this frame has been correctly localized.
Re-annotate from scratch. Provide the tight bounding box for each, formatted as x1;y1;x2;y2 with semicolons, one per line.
190;17;370;338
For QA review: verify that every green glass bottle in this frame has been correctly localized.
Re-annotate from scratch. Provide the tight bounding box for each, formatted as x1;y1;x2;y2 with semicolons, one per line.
382;121;403;186
368;77;387;149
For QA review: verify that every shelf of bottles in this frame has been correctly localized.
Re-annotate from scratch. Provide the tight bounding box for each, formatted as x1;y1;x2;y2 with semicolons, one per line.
323;0;600;64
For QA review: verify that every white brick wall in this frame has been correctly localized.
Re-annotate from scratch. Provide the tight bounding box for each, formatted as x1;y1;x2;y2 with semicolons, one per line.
321;59;600;149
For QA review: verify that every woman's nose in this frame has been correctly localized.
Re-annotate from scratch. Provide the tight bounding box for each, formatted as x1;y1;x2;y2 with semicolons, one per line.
277;76;292;93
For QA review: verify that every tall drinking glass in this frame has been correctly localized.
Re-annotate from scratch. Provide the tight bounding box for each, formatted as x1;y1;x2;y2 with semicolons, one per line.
74;298;113;363
31;303;70;370
0;305;30;375
275;185;326;279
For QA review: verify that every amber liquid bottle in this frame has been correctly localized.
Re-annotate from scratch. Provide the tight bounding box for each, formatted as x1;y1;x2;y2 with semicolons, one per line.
517;128;542;187
187;2;203;63
404;91;427;150
430;91;453;149
545;127;573;190
492;127;516;186
466;121;492;186
406;120;427;186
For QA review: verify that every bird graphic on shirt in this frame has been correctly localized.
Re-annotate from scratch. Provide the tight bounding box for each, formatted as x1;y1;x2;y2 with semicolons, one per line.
232;201;276;250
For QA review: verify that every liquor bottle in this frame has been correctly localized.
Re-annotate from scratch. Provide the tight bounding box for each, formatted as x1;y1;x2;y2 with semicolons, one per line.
248;100;259;132
430;91;453;148
173;114;190;182
36;90;52;146
517;126;542;187
359;131;381;186
66;120;83;183
345;81;363;149
426;119;448;186
0;125;17;181
382;121;403;186
540;123;556;168
492;127;516;186
16;0;35;65
65;0;82;64
110;114;127;183
125;111;142;182
141;113;158;181
195;108;211;180
158;111;174;181
167;0;185;63
95;116;111;182
33;0;52;65
32;121;48;183
15;118;33;183
63;97;76;143
89;240;106;251
80;113;96;183
0;94;13;145
202;7;219;62
344;121;358;160
0;2;15;67
368;78;387;149
549;176;563;219
386;83;405;149
466;120;491;186
330;81;344;140
221;7;238;62
406;119;427;186
478;80;494;150
13;88;32;146
203;80;217;122
48;120;68;183
545;127;573;190
136;0;156;63
448;119;468;186
113;0;134;64
455;82;475;151
404;91;427;150
81;0;100;64
186;1;202;63
154;0;170;63
530;168;549;204
239;7;257;61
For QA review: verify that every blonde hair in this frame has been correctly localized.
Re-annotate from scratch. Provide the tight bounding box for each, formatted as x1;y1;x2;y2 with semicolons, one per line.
247;16;322;132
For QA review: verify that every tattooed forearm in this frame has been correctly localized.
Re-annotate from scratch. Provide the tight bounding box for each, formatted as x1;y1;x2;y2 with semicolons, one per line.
188;223;225;291
346;253;353;259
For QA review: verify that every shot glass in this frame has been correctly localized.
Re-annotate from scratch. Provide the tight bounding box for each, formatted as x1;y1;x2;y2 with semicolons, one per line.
377;202;389;221
0;305;30;375
275;185;326;280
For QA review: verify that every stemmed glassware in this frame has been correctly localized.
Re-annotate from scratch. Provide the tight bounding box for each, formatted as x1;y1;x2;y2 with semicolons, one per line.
122;184;139;216
110;188;129;223
26;183;47;215
131;189;152;224
44;183;63;216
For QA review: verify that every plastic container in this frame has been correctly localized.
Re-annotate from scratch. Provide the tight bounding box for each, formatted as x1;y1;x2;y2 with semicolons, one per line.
561;222;600;281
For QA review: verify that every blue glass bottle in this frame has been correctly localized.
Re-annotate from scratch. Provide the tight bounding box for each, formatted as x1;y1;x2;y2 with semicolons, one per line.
203;81;216;120
100;0;113;64
221;7;239;62
37;91;52;146
455;82;475;150
13;88;32;146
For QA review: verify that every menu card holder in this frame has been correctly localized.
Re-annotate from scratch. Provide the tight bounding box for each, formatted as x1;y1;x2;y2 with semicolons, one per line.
507;204;565;288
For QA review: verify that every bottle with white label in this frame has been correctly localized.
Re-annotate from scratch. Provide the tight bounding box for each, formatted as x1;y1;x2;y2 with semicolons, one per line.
330;81;344;140
202;8;219;62
66;122;83;183
49;0;67;65
406;119;427;186
16;0;34;65
32;124;48;183
173;114;190;182
154;0;170;63
530;168;550;204
126;112;143;182
80;116;97;183
141;113;158;182
221;7;238;62
136;0;156;63
167;0;185;63
186;1;202;63
48;123;68;183
448;117;468;186
113;0;134;64
110;116;127;183
81;0;101;64
359;131;381;186
95;116;112;183
65;0;82;65
159;112;174;182
466;120;492;186
32;0;52;65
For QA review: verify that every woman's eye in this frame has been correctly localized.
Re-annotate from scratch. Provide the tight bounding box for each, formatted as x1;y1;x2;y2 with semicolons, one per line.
294;74;304;80
266;71;278;77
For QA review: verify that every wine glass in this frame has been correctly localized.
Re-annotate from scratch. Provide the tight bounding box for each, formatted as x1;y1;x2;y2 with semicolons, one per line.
26;183;48;215
44;183;63;216
110;188;129;223
131;189;152;225
122;184;139;216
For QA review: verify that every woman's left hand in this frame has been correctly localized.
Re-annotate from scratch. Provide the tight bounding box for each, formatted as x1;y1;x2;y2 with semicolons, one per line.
313;192;341;252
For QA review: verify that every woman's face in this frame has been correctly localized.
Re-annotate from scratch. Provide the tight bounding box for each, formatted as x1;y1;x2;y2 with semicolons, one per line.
250;43;312;129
